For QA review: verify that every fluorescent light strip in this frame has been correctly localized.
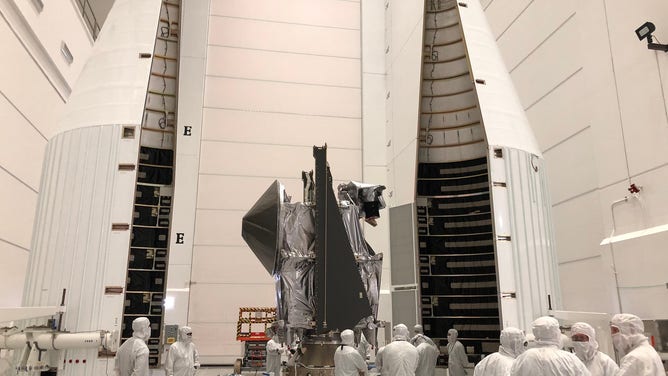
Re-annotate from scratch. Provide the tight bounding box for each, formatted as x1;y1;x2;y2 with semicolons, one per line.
600;223;668;245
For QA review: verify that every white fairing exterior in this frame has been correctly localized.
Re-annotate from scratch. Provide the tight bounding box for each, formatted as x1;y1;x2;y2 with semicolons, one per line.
23;125;138;374
460;1;559;331
57;0;162;132
490;147;560;331
20;0;164;374
458;0;541;157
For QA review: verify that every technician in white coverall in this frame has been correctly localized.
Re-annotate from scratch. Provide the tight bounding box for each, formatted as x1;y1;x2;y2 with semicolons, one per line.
569;322;617;376
610;313;664;376
445;329;469;376
411;324;436;347
114;317;150;376
375;324;419;376
509;316;591;376
266;330;286;376
413;332;439;376
165;326;200;376
473;327;525;376
334;329;367;376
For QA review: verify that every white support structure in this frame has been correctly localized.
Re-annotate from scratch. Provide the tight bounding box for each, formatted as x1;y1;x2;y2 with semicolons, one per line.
0;307;61;324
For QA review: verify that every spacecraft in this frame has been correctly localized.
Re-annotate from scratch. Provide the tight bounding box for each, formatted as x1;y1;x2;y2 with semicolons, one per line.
241;145;386;375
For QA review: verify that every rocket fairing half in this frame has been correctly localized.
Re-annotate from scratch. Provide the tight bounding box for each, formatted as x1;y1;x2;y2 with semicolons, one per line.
20;0;182;373
400;0;560;363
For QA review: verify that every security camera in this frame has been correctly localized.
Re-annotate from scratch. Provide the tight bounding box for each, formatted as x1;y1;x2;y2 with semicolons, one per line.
635;21;656;42
635;21;668;52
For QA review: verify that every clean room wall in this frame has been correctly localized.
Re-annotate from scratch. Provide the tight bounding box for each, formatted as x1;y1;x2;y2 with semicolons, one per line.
384;0;423;208
485;0;668;317
0;0;94;307
189;0;363;364
361;0;392;333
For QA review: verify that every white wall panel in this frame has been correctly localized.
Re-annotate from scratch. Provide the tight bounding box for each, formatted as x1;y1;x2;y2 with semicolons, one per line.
191;245;274;285
389;0;423;65
208;17;360;58
197;175;303;211
199;141;362;180
189;284;275;323
0;17;66;139
509;16;581;109
620;286;668;320
558;257;618;313
496;0;576;71
0;241;29;306
0;95;46;190
207;46;361;88
575;0;628;188
189;322;245;362
389;25;422;157
362;74;387;166
604;0;668;176
210;0;360;30
194;209;245;247
202;108;361;149
525;71;587;152
609;231;668;317
597;167;668;237
10;0;94;85
543;127;597;205
484;0;532;39
390;139;417;207
552;191;605;263
362;0;386;74
0;168;38;249
204;77;361;119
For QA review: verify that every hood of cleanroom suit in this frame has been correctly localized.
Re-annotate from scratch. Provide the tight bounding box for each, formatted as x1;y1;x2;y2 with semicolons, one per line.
473;327;524;376
499;327;525;358
531;316;561;347
610;313;647;355
179;326;193;344
571;322;619;376
571;322;597;362
132;316;151;342
341;329;355;346
393;324;410;341
611;313;664;376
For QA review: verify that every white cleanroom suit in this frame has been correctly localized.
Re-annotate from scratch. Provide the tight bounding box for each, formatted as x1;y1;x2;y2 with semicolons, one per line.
334;329;367;376
165;326;200;376
414;339;439;376
473;327;525;376
509;316;591;376
570;322;617;376
266;333;285;376
446;329;468;376
375;324;419;376
610;313;664;376
114;316;151;376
